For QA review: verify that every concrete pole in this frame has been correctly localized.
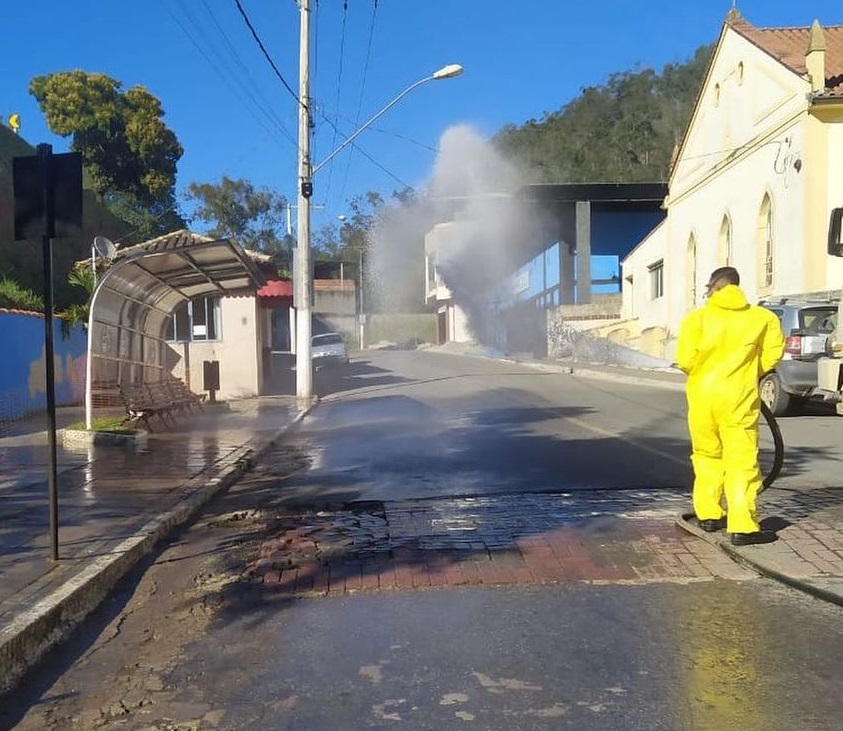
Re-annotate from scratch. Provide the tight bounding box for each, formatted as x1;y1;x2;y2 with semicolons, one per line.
295;0;313;404
358;247;365;349
575;200;591;304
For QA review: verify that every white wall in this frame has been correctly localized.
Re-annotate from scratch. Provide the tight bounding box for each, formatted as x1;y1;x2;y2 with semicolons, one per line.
666;119;807;336
664;26;814;336
451;304;472;343
179;296;261;400
622;220;668;328
424;222;458;303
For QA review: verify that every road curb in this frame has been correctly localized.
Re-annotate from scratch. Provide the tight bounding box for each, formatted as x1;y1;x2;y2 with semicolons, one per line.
0;405;311;695
498;357;686;393
675;514;843;609
567;365;686;392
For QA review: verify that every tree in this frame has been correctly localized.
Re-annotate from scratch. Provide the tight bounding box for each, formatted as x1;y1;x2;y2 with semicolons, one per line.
107;191;186;245
57;262;96;335
29;70;184;239
184;176;290;264
337;191;383;259
492;45;713;184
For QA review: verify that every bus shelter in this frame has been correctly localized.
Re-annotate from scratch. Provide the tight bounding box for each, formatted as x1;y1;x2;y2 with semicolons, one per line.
84;230;265;429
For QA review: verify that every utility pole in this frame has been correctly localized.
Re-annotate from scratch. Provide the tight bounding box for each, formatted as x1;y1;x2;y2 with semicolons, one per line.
286;200;324;236
295;0;313;404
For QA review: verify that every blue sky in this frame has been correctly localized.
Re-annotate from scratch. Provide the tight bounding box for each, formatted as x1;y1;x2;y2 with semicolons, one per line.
2;1;840;233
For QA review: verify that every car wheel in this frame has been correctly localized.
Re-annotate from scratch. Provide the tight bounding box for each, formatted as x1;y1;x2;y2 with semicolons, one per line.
760;372;791;416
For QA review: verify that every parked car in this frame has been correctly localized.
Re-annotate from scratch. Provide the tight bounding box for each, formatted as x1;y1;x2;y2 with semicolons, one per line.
759;298;838;415
311;332;349;367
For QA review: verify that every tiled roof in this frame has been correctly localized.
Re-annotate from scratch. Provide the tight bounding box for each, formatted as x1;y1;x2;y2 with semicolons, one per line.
729;17;843;94
257;279;293;298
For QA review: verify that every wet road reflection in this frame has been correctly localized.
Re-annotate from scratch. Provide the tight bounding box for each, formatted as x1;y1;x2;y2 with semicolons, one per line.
0;397;296;615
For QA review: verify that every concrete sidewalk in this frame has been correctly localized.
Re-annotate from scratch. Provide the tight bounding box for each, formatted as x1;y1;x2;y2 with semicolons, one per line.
0;396;306;694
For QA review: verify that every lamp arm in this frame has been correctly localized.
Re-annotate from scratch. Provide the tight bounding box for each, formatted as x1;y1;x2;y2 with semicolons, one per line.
311;75;433;178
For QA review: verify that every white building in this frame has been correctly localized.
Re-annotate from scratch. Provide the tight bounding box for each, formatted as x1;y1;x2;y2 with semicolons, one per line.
622;11;843;359
424;221;474;344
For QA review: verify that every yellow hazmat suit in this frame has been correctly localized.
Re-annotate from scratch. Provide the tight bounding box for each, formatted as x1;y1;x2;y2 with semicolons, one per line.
675;285;784;534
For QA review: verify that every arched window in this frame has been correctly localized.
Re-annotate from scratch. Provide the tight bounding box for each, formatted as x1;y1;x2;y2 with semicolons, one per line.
718;214;733;266
686;233;698;310
757;194;774;289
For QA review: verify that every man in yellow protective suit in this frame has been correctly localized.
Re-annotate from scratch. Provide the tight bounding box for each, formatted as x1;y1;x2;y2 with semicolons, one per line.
675;266;784;546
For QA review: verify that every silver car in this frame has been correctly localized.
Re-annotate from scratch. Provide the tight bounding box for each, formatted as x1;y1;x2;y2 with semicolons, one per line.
759;298;838;415
311;332;349;367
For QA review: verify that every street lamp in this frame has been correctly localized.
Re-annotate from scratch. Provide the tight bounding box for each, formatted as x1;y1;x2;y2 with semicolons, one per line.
310;63;464;179
295;0;463;405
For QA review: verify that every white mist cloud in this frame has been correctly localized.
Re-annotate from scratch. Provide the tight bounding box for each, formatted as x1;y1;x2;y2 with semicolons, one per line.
365;124;548;347
428;124;522;201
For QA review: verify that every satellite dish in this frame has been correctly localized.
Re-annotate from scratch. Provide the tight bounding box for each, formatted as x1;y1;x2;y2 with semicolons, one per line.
93;235;117;260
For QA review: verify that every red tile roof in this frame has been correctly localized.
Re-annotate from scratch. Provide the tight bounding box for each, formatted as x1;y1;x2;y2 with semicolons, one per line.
729;16;843;94
257;279;293;298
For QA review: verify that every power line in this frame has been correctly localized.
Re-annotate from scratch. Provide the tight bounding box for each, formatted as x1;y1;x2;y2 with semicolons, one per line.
233;0;302;107
339;0;379;203
323;0;350;201
197;0;297;145
161;0;297;150
332;112;438;152
317;110;409;190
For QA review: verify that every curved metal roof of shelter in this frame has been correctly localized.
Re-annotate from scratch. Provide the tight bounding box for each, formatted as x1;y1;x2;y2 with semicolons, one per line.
108;229;265;305
86;230;266;409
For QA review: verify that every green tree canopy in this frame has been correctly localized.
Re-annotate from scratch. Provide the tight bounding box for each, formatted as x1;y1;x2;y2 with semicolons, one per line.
29;70;185;242
30;71;183;204
184;176;290;262
336;191;384;257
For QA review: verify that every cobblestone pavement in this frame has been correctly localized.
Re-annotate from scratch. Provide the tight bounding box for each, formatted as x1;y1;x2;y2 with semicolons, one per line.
244;490;758;595
679;487;843;604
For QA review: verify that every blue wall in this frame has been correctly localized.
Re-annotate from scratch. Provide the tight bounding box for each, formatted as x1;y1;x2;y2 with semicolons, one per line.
0;311;87;421
513;247;620;304
591;210;665;256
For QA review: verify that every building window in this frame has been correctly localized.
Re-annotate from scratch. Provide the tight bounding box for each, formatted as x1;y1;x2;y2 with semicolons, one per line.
718;214;733;266
686;233;697;310
166;296;222;342
648;260;664;300
757;194;774;289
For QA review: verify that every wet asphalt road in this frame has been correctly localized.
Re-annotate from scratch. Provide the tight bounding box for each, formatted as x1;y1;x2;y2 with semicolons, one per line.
302;349;696;504
5;349;843;730
175;582;843;731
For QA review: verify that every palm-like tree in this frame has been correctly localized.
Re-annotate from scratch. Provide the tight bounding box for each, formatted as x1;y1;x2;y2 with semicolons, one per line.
58;262;97;335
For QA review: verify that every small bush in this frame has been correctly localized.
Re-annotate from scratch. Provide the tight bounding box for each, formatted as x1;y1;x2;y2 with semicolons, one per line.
0;278;44;312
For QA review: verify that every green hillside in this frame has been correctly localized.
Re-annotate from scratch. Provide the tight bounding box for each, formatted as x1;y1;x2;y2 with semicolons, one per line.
493;44;713;184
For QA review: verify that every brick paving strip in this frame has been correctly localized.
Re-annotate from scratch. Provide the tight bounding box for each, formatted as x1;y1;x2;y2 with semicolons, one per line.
244;490;757;595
